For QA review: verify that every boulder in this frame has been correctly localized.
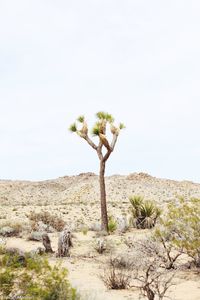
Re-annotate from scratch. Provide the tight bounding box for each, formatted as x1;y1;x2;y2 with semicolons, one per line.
0;226;17;237
28;231;43;241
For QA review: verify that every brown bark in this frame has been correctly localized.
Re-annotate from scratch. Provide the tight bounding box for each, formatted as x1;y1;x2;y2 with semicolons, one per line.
144;285;155;300
57;229;73;257
42;233;54;253
99;160;108;231
82;131;119;233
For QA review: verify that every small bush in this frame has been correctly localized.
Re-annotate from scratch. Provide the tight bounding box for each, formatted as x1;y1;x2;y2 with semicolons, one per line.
109;255;134;270
129;195;161;229
101;266;130;289
129;237;175;300
81;226;88;235
156;197;200;267
29;211;65;232
0;249;79;299
108;216;117;233
0;221;25;237
94;238;107;254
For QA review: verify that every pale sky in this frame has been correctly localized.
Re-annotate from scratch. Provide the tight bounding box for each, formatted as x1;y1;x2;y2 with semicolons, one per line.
1;0;200;182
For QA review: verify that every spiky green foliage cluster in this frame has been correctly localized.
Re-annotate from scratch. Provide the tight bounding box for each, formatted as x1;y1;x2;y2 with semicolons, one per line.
129;195;161;229
69;111;125;140
92;122;101;136
155;197;200;267
77;115;85;123
0;250;79;299
96;111;114;123
69;123;77;133
119;123;125;130
108;216;117;233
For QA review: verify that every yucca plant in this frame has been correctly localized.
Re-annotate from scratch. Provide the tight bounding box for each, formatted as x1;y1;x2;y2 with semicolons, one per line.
129;195;161;229
108;216;117;233
69;112;125;232
129;196;144;216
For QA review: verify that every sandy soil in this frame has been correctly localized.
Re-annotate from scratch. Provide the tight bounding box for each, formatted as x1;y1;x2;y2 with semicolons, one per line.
1;172;200;299
5;232;200;300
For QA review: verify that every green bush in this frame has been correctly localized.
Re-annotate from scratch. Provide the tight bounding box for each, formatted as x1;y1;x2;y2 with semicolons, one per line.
108;216;117;233
129;195;161;229
81;226;88;235
155;197;200;267
0;250;79;299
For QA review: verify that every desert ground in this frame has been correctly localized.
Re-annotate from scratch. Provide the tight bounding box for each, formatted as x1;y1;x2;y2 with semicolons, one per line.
0;172;200;299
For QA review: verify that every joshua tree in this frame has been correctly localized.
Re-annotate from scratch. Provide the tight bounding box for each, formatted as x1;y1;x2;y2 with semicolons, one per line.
69;111;125;232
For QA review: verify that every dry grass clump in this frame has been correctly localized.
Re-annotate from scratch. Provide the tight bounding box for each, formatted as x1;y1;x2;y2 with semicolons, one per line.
100;237;176;298
94;237;115;254
28;211;65;232
94;238;107;254
101;266;131;289
109;254;134;270
101;254;133;290
0;221;29;237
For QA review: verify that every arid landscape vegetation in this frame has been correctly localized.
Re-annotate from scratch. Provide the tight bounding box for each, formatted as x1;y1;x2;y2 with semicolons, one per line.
0;172;200;299
1;0;200;299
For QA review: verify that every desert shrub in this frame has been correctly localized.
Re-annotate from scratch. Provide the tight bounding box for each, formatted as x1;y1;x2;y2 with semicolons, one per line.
129;195;161;229
0;249;79;299
153;228;183;270
155;197;200;267
81;226;88;235
0;221;26;237
103;236;177;298
94;238;107;254
109;254;134;270
29;211;65;232
101;266;130;289
0;268;15;297
130;237;175;300
108;216;117;233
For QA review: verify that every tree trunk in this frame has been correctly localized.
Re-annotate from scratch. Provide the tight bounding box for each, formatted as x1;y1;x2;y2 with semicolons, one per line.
144;285;155;300
57;229;73;257
99;160;108;232
42;233;54;253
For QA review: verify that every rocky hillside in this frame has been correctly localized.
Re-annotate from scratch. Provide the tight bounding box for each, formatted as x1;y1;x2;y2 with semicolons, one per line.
0;172;200;207
1;172;200;229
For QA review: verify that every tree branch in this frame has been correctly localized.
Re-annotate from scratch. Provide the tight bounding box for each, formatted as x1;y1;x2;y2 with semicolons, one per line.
103;149;112;162
110;133;118;151
97;140;103;160
83;135;98;150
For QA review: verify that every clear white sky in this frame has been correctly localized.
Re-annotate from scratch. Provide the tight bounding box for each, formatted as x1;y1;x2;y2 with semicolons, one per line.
0;0;200;182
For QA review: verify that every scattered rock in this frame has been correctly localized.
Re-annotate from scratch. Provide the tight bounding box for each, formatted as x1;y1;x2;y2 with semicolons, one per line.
116;216;129;232
29;247;46;257
0;226;17;237
28;231;43;241
94;238;107;254
90;223;101;232
0;237;6;246
35;221;55;233
127;172;153;180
